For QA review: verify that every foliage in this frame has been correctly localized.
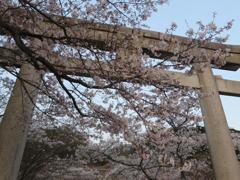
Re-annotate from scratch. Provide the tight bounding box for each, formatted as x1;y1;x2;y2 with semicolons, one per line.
18;125;240;180
0;0;237;179
18;126;87;180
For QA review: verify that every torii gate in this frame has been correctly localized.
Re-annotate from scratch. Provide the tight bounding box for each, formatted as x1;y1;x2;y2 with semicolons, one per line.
1;14;240;180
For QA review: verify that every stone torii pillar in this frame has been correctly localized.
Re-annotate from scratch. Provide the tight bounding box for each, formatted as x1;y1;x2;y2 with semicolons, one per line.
196;62;240;180
0;63;42;180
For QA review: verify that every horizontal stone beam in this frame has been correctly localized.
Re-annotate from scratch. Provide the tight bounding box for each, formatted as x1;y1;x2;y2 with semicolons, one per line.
1;47;240;97
216;78;240;97
1;9;240;70
83;22;240;70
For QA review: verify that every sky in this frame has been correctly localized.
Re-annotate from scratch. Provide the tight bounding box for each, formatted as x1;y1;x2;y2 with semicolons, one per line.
146;0;240;130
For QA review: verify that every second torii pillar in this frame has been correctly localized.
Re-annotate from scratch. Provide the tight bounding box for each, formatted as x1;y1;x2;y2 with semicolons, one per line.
197;62;240;180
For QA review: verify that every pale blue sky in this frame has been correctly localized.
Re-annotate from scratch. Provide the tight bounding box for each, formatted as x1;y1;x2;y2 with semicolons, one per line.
146;0;240;130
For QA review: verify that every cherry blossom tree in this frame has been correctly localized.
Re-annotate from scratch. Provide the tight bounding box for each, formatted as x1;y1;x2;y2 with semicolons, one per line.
0;0;236;179
17;123;240;180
